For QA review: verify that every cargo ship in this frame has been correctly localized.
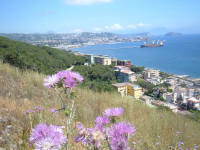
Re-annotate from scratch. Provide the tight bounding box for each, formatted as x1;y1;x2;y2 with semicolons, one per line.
141;40;164;48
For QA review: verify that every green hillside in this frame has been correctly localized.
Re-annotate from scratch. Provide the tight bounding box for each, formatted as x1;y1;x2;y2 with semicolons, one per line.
0;36;87;74
0;36;117;91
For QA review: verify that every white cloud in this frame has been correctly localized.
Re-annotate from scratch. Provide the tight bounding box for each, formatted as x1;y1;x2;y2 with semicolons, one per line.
73;29;82;33
104;24;124;31
127;23;148;29
93;23;150;32
93;24;124;32
63;0;113;5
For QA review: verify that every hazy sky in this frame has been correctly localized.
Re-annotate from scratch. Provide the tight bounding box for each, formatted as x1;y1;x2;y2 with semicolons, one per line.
1;0;200;34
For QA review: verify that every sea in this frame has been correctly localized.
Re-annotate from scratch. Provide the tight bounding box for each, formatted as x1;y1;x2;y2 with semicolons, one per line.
74;34;200;78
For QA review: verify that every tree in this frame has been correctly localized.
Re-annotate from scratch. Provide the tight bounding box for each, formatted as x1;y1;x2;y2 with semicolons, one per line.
130;65;144;74
0;36;88;74
73;64;117;92
180;83;187;88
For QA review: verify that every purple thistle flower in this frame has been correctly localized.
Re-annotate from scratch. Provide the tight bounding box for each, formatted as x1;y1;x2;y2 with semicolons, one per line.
35;106;43;112
74;123;105;148
107;122;136;150
177;141;184;147
56;70;83;89
95;116;110;132
76;122;84;130
70;71;84;82
50;108;56;113
25;109;34;114
194;145;199;150
29;123;67;150
43;75;60;88
103;107;124;117
91;129;105;148
74;123;93;146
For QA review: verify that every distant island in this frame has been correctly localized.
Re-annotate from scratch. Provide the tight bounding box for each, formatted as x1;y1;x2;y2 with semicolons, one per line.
165;32;183;37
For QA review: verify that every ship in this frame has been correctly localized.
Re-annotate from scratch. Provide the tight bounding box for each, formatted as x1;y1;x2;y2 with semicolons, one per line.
140;40;164;48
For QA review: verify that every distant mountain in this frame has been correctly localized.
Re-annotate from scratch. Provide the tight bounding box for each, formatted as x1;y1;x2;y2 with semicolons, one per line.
165;32;183;37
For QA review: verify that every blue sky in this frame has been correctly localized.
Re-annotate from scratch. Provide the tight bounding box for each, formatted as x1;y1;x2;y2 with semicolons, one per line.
0;0;200;34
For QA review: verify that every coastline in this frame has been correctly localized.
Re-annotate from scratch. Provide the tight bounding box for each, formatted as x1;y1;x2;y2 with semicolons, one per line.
71;48;200;82
71;36;200;79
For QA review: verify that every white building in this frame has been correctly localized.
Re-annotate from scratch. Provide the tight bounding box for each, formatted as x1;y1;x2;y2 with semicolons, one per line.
143;68;160;79
187;97;200;110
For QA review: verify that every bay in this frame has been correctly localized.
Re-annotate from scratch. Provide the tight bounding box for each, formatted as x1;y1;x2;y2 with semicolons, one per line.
74;35;200;78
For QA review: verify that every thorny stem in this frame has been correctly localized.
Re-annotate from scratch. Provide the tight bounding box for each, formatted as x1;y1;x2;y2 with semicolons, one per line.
55;87;76;150
29;114;33;129
54;88;65;109
66;98;76;150
106;137;112;150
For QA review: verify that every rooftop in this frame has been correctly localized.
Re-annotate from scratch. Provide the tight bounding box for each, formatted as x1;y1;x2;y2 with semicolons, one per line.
112;83;128;87
126;83;141;89
120;70;135;74
187;97;200;103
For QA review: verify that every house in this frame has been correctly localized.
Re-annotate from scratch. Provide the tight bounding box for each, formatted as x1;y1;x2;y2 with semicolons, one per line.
85;54;112;65
114;66;137;82
163;93;174;103
119;70;137;82
146;77;162;85
126;83;143;99
111;58;118;66
186;88;195;98
112;83;127;97
143;68;160;79
94;56;112;65
117;60;131;67
85;54;95;64
114;66;130;72
187;97;200;110
112;82;143;99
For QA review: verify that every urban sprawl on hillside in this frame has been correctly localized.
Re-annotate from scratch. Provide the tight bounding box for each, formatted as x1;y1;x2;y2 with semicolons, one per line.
75;52;200;114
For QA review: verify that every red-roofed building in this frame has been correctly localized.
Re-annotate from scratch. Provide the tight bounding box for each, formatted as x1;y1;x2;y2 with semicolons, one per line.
117;60;131;67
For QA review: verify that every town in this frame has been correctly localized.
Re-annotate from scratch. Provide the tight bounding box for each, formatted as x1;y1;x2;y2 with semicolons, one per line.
75;52;200;114
0;32;149;49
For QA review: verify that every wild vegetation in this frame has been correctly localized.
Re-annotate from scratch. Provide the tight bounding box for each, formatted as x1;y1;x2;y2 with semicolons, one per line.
0;62;200;149
0;36;87;74
0;36;117;91
73;64;117;92
130;65;144;74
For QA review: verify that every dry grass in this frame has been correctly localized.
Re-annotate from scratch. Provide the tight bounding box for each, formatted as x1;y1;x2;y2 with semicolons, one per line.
0;62;200;150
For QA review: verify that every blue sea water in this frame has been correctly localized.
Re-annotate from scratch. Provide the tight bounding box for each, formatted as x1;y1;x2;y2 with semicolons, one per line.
74;35;200;78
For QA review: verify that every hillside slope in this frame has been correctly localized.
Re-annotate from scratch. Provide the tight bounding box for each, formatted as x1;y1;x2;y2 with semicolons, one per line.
0;63;200;149
0;36;118;92
0;36;87;74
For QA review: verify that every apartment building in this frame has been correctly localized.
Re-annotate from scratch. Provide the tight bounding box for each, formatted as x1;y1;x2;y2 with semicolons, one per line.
143;68;160;79
112;82;143;99
187;97;200;110
112;83;127;97
111;58;118;66
114;66;136;82
126;83;143;99
117;60;131;67
85;54;112;65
